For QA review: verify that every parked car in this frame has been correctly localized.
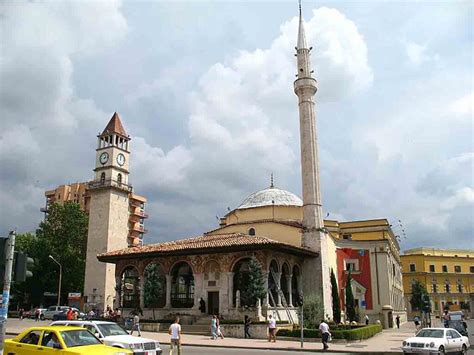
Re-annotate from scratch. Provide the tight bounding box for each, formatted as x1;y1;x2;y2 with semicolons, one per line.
43;306;70;320
4;325;132;354
51;320;162;354
25;307;47;320
401;328;469;354
52;308;86;321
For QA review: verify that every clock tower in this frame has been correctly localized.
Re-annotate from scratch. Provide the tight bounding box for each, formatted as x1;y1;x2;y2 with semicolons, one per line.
84;112;132;311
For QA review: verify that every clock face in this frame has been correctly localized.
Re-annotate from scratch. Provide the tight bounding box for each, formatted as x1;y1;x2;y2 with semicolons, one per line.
117;153;126;166
99;152;109;165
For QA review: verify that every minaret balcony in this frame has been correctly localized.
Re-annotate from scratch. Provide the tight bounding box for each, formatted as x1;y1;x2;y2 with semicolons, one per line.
87;178;132;193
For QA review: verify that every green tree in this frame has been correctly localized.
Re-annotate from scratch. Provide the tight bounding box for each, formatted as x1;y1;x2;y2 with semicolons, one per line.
302;293;324;329
13;202;88;307
143;263;166;319
410;280;428;312
345;273;356;322
330;268;341;324
244;258;267;306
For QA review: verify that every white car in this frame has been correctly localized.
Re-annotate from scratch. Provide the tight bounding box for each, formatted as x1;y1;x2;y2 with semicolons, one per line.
51;320;162;354
401;328;469;354
43;305;70;320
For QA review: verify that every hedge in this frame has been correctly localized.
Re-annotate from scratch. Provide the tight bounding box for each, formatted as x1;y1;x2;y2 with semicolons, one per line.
277;324;382;341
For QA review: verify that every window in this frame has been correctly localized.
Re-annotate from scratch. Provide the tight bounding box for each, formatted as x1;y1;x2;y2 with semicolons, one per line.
445;282;451;293
392;264;396;277
41;331;61;348
117;173;122;184
248;228;256;236
346;262;357;272
409;264;416;272
457;283;463;293
442;265;448;273
432;283;438;293
471;266;474;273
100;172;106;183
454;265;461;273
429;265;435;272
20;330;41;345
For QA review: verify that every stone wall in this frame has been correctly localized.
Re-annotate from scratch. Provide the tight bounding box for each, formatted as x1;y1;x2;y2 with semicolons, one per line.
220;323;293;339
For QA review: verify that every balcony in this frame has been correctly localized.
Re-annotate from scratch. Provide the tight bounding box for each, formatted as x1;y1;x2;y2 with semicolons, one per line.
130;223;148;233
130;208;148;218
87;179;132;193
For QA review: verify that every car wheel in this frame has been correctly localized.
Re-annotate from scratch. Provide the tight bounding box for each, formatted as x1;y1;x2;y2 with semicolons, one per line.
40;314;45;321
460;344;467;355
438;345;445;354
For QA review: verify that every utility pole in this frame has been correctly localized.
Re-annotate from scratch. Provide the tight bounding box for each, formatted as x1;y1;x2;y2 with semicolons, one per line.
0;231;16;353
300;291;304;348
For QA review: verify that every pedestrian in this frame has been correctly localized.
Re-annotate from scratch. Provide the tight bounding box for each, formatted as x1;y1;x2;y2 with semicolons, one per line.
66;308;74;321
88;309;95;320
210;315;218;340
442;310;450;328
244;315;251;339
395;315;400;329
19;308;24;320
113;308;121;322
34;308;40;322
130;312;141;336
319;319;330;350
199;298;206;313
216;315;224;339
169;317;182;355
414;316;421;331
365;314;369;325
267;314;276;342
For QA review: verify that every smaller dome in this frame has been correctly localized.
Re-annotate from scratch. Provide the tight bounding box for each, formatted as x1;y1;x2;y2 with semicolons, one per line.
238;187;303;210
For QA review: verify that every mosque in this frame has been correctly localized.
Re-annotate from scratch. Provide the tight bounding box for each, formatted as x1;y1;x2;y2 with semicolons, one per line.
85;7;406;327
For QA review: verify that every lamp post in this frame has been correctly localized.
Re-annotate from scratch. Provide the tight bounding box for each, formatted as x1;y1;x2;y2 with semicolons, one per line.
49;255;62;306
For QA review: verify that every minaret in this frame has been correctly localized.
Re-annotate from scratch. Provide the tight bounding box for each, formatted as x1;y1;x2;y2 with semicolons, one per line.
294;4;332;317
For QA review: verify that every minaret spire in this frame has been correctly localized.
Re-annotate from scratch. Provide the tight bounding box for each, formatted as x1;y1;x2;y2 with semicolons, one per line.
294;2;332;318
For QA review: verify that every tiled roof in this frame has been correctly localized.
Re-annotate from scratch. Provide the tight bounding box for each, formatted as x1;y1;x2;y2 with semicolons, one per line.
205;219;303;235
102;112;128;137
98;233;317;261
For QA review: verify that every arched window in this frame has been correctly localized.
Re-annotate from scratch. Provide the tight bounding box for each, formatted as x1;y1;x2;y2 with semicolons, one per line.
119;266;139;308
248;228;256;236
100;172;106;184
281;263;291;305
171;262;194;308
117;173;122;184
232;258;252;307
268;260;279;306
144;263;166;309
291;265;301;305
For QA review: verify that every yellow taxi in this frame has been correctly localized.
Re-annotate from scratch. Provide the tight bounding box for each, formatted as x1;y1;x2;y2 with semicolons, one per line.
4;326;133;354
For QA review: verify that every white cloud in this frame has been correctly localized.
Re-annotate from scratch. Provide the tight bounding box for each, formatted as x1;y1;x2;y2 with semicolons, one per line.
451;92;474;116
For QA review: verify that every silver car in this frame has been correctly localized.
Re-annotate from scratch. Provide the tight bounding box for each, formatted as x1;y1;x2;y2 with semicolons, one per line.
42;306;70;320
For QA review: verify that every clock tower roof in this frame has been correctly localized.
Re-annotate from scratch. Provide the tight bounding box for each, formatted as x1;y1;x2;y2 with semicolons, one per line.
102;112;128;137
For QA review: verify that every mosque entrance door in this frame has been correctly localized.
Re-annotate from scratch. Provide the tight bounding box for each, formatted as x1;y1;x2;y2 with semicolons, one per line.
208;291;219;315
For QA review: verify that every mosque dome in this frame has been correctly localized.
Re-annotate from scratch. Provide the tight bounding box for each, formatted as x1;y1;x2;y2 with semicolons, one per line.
237;186;303;210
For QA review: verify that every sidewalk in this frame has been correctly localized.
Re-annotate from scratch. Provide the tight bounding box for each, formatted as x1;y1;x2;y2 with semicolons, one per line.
138;322;417;353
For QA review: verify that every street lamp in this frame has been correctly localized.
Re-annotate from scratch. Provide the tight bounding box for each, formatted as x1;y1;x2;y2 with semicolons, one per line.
49;255;62;307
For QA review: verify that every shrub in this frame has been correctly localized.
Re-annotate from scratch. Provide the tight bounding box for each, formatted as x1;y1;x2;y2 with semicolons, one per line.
301;293;324;329
277;324;382;341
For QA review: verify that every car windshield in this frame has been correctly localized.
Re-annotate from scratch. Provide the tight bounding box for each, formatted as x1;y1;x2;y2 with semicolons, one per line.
416;329;444;338
97;323;128;337
60;330;101;347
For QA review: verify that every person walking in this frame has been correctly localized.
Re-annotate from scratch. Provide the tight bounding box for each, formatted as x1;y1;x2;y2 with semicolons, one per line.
244;315;251;339
365;314;369;325
216;315;224;339
34;308;40;322
169;317;182;355
319;319;330;350
130;312;141;336
442;310;450;328
396;315;400;329
210;315;218;340
19;308;24;320
66;308;74;321
267;314;276;342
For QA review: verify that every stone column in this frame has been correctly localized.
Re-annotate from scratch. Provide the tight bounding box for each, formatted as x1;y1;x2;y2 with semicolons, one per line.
287;276;293;307
275;272;282;307
263;272;269;307
227;272;234;308
193;274;202;310
165;275;172;308
115;276;122;309
139;276;145;310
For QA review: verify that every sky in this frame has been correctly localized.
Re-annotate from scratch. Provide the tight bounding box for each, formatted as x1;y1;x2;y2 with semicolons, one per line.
1;0;472;251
